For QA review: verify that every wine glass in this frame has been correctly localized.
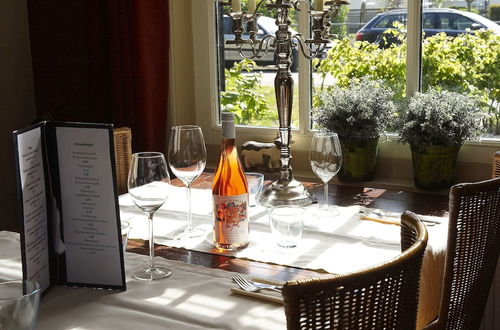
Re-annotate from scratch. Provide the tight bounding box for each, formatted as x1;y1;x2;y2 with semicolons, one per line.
310;132;342;214
168;125;207;238
128;152;172;281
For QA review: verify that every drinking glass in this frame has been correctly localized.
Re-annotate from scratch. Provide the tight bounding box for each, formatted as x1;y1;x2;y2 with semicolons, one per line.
245;172;264;207
128;152;172;281
168;125;207;238
0;279;41;330
268;206;305;248
120;221;131;252
310;132;342;213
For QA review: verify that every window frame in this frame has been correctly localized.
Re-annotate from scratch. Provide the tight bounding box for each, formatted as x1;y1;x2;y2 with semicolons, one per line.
183;0;423;147
169;0;499;182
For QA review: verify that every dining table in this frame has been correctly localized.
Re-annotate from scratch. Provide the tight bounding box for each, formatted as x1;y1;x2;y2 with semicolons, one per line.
0;173;450;330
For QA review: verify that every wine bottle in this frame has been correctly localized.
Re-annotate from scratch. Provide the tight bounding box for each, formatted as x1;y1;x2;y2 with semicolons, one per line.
212;112;249;250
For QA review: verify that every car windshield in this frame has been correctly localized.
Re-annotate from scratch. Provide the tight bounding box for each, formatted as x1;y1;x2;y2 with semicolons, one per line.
461;11;500;32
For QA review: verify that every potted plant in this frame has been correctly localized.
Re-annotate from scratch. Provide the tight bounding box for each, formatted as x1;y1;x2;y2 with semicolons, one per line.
313;77;397;182
400;89;486;190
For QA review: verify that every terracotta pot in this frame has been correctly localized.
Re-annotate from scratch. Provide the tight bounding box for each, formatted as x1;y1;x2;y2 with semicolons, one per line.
410;144;461;190
338;137;379;182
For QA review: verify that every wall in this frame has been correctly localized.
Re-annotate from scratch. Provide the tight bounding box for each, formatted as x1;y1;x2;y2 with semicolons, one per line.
0;0;36;231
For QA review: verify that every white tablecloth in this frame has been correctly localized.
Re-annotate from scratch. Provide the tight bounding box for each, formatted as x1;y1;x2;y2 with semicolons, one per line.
1;186;448;329
120;186;449;329
0;231;285;330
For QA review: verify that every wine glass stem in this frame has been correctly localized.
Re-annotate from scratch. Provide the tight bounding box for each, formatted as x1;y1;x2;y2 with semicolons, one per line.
148;212;155;270
324;182;329;209
186;184;192;232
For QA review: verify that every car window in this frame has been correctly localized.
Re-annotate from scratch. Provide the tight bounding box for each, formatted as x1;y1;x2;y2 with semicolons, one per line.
422;13;438;29
223;16;232;35
374;14;406;28
453;14;478;30
438;14;452;29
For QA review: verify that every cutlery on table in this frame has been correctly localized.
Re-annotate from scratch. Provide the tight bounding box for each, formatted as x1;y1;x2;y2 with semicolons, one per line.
230;274;284;304
359;214;400;226
358;210;437;226
232;273;282;293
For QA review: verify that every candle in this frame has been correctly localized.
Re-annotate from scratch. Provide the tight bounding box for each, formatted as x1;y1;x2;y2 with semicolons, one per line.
232;0;241;12
314;0;324;11
248;0;256;13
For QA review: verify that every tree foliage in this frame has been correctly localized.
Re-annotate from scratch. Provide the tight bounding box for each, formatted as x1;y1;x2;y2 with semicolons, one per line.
314;28;500;133
490;5;500;20
220;59;271;124
330;6;349;39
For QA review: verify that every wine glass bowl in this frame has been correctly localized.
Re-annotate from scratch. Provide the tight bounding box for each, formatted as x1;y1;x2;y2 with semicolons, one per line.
168;125;207;238
128;181;170;213
128;152;172;281
310;132;342;214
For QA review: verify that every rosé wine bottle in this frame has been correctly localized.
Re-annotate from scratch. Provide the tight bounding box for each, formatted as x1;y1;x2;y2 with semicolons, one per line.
212;112;249;250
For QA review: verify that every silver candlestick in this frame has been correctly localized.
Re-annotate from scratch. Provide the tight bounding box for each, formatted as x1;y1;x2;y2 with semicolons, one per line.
221;0;348;207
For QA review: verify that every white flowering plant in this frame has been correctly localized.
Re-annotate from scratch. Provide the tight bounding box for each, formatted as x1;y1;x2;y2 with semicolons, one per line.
399;89;487;150
313;77;397;139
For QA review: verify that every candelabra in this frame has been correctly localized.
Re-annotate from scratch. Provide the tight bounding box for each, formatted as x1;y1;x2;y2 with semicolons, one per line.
220;0;348;207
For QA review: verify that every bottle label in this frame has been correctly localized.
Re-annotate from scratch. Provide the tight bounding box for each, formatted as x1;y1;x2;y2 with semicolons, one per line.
213;194;249;244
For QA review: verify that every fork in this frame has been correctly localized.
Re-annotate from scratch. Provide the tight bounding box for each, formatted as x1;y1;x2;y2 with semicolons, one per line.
358;210;437;226
232;273;282;293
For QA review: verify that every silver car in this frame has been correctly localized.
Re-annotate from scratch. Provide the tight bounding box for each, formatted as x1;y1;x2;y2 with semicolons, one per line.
222;15;299;72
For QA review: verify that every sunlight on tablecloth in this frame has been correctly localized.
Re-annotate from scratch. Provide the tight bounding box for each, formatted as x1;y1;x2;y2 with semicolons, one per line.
0;231;285;330
120;187;449;329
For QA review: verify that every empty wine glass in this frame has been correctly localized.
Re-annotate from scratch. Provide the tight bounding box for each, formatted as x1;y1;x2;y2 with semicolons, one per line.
310;132;342;215
168;125;207;238
128;152;172;281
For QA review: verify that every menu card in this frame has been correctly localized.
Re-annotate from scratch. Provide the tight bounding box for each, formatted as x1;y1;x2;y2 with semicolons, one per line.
13;121;126;294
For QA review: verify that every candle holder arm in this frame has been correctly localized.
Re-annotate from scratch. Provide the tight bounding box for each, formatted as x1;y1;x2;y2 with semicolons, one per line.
292;34;328;59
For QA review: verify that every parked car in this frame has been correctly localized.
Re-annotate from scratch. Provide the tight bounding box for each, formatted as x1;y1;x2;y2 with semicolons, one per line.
222;15;300;71
355;8;500;46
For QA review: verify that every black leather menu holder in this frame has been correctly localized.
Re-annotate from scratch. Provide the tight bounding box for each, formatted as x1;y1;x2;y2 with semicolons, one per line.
13;121;126;295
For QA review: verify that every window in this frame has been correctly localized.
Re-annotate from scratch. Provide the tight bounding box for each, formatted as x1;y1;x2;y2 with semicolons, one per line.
172;0;499;183
215;1;411;131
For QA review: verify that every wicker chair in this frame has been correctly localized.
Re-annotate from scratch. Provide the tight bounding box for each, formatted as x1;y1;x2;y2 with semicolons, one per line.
423;177;500;330
113;127;132;195
282;211;428;330
493;151;500;178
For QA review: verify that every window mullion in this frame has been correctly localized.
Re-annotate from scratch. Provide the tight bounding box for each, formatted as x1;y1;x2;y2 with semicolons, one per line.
406;0;422;97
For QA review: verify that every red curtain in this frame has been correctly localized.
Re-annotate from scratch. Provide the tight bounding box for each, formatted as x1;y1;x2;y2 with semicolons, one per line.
27;0;169;152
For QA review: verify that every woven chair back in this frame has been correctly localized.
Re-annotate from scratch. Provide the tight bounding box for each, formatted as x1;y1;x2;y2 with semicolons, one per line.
424;177;500;330
493;151;500;178
282;211;428;330
113;127;132;195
